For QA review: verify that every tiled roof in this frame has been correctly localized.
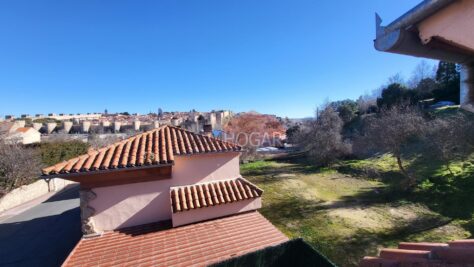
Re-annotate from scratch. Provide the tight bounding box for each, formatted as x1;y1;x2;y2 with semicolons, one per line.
359;239;474;266
62;211;288;267
15;127;31;133
170;177;263;213
42;125;241;176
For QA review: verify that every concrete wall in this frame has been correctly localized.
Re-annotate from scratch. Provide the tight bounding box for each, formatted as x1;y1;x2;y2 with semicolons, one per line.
171;197;261;227
0;178;77;213
88;152;241;232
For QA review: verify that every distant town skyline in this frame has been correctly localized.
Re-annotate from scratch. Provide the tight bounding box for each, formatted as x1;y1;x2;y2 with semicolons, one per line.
0;0;433;118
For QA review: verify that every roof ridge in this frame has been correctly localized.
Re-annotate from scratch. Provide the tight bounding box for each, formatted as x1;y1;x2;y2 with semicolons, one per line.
42;125;241;176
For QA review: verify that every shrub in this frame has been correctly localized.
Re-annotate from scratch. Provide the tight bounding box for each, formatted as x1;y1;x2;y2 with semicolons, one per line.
39;141;90;166
298;107;351;166
0;141;42;196
360;105;426;189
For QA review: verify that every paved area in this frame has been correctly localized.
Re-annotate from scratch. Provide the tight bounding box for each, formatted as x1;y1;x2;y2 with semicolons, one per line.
0;186;82;267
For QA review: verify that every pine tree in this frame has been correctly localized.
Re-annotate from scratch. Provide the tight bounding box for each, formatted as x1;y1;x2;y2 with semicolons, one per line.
433;61;460;103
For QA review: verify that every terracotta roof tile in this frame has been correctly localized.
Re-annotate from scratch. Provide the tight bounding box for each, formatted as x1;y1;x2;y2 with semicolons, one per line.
42;125;241;176
15;127;31;133
359;239;474;267
62;211;288;267
170;177;263;213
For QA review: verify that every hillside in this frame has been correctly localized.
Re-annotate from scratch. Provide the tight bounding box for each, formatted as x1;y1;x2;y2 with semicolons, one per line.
241;150;474;266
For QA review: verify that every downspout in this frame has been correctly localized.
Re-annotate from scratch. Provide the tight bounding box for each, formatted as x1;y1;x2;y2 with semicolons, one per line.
460;63;474;111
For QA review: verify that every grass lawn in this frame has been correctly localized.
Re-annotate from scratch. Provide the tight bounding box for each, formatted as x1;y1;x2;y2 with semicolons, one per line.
241;154;474;267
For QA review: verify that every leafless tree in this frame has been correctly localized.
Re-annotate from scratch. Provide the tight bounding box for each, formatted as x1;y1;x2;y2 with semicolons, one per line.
427;116;463;175
427;113;474;175
88;134;123;149
0;140;42;196
298;107;351;166
357;95;377;114
408;60;436;88
387;73;406;86
362;105;426;189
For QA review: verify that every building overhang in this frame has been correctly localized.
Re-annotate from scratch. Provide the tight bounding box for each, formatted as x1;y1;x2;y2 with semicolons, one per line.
374;0;474;64
43;164;173;189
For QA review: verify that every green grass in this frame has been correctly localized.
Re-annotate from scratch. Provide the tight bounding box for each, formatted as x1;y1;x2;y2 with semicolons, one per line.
242;154;473;267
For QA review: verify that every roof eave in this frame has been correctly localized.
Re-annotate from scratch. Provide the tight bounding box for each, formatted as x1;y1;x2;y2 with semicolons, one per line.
41;162;174;180
374;0;474;63
381;0;455;34
374;27;474;63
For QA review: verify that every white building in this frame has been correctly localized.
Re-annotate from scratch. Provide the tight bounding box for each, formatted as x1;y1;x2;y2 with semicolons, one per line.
0;121;41;144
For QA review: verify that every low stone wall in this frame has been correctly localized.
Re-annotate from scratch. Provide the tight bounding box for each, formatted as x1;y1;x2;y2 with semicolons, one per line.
0;178;77;213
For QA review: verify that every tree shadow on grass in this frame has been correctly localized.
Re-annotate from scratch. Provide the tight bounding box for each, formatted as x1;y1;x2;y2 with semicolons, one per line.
253;153;474;236
320;215;452;267
338;154;474;235
260;187;452;267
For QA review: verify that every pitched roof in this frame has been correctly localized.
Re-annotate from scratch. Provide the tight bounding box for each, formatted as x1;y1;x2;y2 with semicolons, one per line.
170;177;263;213
15;127;32;133
42;125;241;176
62;211;288;267
359;239;474;266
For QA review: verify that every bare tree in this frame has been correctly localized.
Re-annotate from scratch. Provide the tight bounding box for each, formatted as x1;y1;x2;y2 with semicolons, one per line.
357;94;377;114
408;60;436;88
427;113;474;175
298;107;351;166
88;134;123;149
362;105;426;189
387;73;406;86
0;140;42;196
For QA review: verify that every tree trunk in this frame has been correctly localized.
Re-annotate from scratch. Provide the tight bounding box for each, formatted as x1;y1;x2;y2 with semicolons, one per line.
446;163;454;176
396;156;415;189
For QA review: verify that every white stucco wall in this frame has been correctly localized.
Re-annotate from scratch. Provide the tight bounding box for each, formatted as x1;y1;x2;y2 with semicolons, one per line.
89;152;241;232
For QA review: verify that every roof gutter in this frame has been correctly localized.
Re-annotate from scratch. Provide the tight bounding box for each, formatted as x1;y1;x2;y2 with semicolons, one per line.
382;0;454;34
374;0;473;63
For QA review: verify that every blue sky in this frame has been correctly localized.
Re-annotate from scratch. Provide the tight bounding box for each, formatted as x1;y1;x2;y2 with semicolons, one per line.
0;0;434;118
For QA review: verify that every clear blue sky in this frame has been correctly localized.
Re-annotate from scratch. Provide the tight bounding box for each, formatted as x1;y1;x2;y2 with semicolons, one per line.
0;0;433;118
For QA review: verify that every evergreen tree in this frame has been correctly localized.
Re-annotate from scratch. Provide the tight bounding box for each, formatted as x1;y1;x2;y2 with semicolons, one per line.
433;61;460;103
376;83;418;108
